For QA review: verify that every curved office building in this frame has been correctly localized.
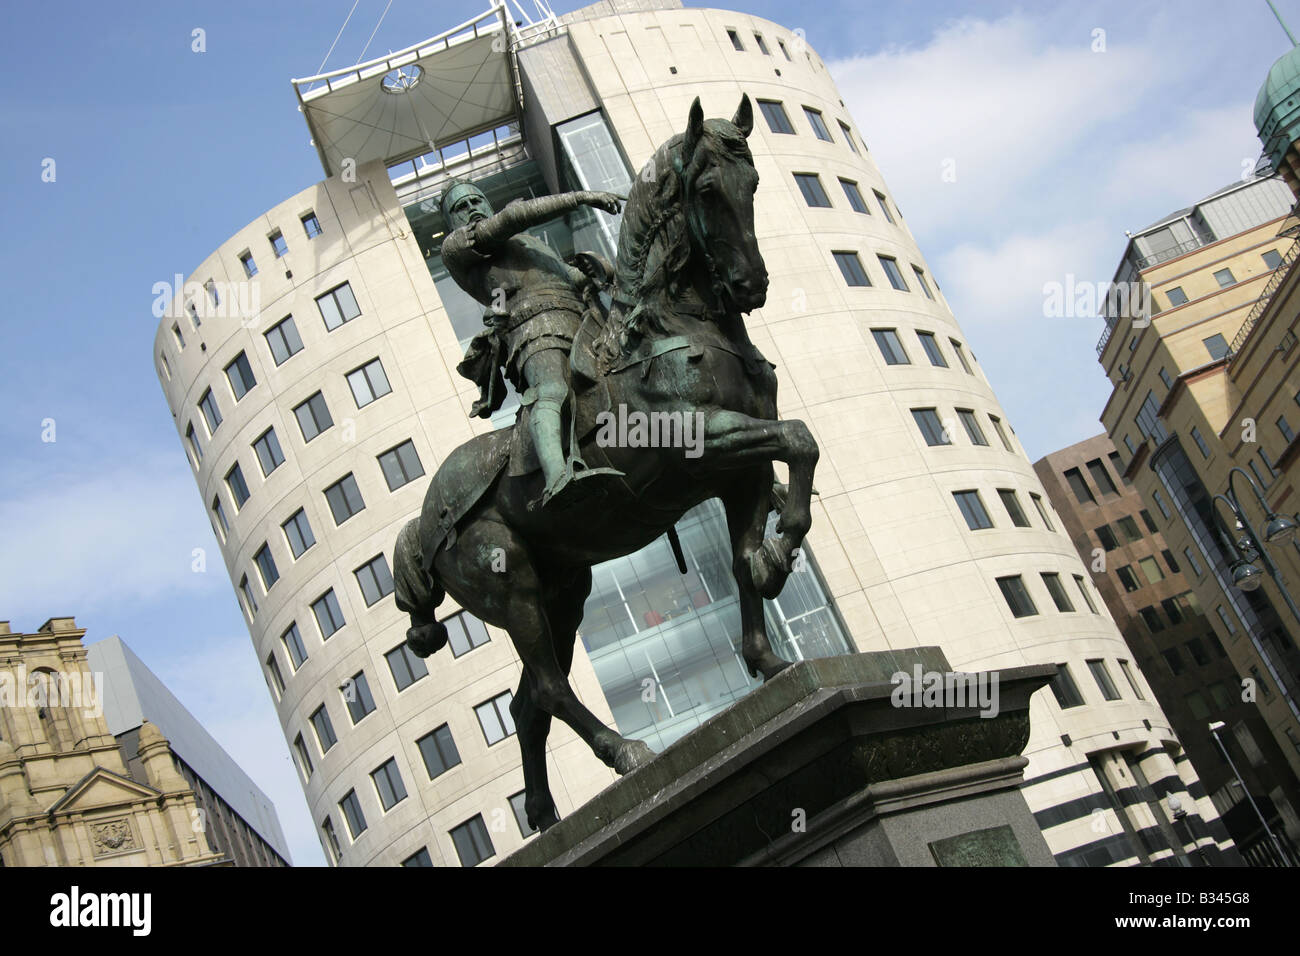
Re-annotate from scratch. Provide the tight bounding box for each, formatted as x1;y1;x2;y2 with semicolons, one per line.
155;0;1228;865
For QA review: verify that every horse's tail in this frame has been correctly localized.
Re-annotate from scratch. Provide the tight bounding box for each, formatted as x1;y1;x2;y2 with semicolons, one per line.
393;518;448;659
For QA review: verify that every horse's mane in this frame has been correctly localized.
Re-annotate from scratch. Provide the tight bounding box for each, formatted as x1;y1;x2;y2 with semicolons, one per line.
608;120;753;347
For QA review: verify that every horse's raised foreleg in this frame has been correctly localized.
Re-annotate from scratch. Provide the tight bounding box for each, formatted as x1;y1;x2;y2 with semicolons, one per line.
510;567;593;832
700;410;819;599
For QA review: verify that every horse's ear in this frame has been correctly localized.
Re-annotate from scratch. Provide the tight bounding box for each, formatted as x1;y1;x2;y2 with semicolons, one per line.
732;94;754;138
684;97;704;161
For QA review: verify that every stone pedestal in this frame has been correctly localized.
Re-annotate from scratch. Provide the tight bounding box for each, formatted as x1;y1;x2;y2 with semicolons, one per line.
501;649;1059;867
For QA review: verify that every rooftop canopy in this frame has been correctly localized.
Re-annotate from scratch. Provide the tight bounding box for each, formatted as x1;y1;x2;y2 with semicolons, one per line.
292;2;517;179
1256;44;1300;172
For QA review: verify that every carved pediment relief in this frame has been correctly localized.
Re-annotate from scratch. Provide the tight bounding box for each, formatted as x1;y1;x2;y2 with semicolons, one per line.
46;767;160;817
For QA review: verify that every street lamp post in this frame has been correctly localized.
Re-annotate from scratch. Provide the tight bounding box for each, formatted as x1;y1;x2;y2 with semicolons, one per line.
1212;466;1300;626
1208;720;1291;866
1167;794;1211;865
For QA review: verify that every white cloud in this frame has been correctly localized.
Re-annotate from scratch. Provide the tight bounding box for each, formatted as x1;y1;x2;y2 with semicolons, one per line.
0;452;222;626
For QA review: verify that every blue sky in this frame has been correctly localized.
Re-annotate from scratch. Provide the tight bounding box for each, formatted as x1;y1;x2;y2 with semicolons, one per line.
1;0;1294;867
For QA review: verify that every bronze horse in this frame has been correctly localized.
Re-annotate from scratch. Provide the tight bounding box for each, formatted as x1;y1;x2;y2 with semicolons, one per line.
393;95;820;831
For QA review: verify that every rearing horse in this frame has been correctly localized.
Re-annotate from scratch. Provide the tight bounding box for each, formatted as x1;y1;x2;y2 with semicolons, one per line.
393;95;820;832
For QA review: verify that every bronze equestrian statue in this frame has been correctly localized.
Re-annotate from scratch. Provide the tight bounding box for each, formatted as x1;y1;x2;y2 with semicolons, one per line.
393;95;820;832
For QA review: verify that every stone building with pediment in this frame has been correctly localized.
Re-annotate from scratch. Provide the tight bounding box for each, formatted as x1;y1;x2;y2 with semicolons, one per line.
0;617;288;866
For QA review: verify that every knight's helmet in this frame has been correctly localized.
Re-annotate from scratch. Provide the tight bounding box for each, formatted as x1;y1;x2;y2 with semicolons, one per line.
439;177;489;227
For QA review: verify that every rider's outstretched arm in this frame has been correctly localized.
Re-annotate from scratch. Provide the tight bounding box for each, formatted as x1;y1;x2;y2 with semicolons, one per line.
473;191;621;248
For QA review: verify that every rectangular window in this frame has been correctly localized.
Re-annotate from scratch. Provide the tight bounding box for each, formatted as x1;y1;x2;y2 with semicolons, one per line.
803;106;833;141
778;38;791;60
312;589;345;639
1203;333;1230;361
1190;426;1210;458
1213;267;1236;288
1087;660;1121;701
302;212;322;238
1178;546;1202;577
1136;390;1168;443
270;230;288;258
1248;458;1271;490
372;758;407;811
1123;434;1136;456
912;266;935;299
911;408;950;446
1110;452;1130;484
445;612;492;657
1215;605;1237;635
325;473;366;525
1063;467;1096;505
1042;572;1075;612
378;440;425;491
316;282;361;331
793;172;833;208
838;120;858;152
950;339;973;374
988;415;1014;452
239;251;258;278
1095;524;1119;551
871;328;910;365
184;423;202;466
418;724;462;779
1139;509;1157;534
1161;647;1183;675
450;815;494;867
1029;493;1054;531
998;489;1030;527
726;28;744;51
283;622;308;670
1161;596;1184;625
343;671;376;724
1142;607;1167;634
172;322;185;349
873;190;895;223
953;490;993;530
253;427;285;477
254;542;279;591
1160;549;1179;574
878;255;909;291
917;331;947;367
754;32;770;54
1072;575;1098;613
756;99;795;134
346;357;392;408
1158;367;1173;389
321;818;340;863
1278;415;1295;443
996;575;1038;618
1048;663;1085;708
311;704;337;753
294;391;333;442
265;653;285;699
198;388;222;436
1116;515;1141;542
832;250;871;286
958;409;989;446
1116;566;1141;592
224;352;257;401
293;733;314;781
475;691;516;745
1118;660;1145;700
265;315;304;365
1151;488;1171;519
205;280;220;307
839;178;869;213
339;790;367;839
282;508;315;558
1166;286;1188;306
355;554;395;606
385;642;429;692
238;575;258;618
1086;458;1118;496
226;462;250;509
1185;637;1210;666
211;496;228;540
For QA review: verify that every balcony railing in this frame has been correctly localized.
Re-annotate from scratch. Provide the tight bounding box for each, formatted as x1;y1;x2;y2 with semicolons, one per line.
1131;237;1208;271
1228;237;1300;361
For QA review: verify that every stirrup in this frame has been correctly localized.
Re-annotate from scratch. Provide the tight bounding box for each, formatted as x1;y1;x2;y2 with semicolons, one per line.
533;460;624;511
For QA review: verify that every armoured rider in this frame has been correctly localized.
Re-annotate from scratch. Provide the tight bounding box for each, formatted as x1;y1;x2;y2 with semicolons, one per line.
440;178;623;508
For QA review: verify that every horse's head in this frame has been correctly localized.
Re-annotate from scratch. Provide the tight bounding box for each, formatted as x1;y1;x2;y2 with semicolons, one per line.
678;95;768;313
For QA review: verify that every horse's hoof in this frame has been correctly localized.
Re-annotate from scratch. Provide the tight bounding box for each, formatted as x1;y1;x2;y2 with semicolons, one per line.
746;654;792;682
530;805;560;832
612;739;655;775
747;539;787;599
